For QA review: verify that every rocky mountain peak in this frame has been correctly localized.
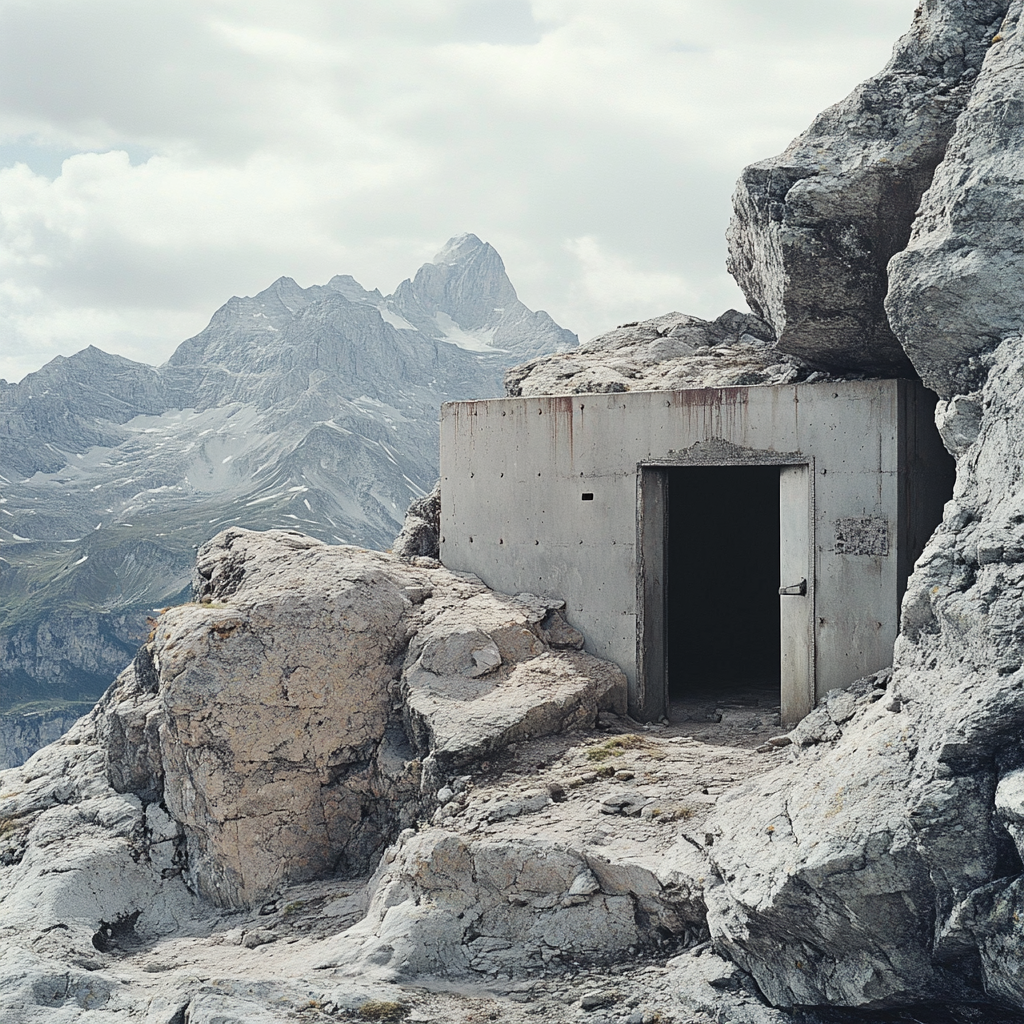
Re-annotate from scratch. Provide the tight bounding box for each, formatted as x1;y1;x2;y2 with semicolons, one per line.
386;234;576;360
431;231;489;265
1;236;575;721
390;235;518;332
326;273;384;305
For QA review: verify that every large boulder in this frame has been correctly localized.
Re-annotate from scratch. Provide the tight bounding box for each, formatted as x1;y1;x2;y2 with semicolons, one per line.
85;529;627;910
698;2;1024;1012
886;1;1024;399
726;0;1008;375
391;481;441;558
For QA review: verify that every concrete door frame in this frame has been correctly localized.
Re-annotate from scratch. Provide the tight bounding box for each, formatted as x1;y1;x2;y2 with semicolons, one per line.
635;444;815;723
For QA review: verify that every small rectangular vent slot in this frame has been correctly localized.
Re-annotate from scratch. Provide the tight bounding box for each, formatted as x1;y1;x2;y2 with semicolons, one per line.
581;493;594;500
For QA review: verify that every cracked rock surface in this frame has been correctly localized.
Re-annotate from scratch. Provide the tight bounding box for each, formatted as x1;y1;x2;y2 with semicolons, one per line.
0;678;808;1024
504;310;873;399
727;0;1008;375
3;527;625;919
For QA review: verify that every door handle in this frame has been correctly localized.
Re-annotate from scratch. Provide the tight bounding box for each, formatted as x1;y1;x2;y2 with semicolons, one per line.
779;578;807;596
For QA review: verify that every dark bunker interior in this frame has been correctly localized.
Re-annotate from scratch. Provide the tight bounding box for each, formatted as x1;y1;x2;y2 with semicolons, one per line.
666;466;781;706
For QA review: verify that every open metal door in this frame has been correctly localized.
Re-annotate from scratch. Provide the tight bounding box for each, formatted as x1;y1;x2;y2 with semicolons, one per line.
779;464;813;725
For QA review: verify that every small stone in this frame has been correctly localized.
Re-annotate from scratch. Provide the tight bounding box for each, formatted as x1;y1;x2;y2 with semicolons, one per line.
613;770;634;781
767;735;792;747
580;989;616;1010
436;786;455;804
581;772;598;783
568;870;601;896
241;927;277;949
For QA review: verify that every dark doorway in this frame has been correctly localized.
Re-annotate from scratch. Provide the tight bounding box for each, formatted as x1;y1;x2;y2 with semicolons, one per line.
666;466;780;702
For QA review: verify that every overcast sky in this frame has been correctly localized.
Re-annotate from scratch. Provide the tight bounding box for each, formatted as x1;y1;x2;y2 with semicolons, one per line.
0;0;918;384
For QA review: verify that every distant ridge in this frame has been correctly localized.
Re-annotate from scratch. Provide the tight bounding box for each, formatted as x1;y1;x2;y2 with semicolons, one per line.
0;236;577;746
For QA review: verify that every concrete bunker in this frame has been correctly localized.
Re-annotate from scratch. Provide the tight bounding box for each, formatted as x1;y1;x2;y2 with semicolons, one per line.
439;380;954;725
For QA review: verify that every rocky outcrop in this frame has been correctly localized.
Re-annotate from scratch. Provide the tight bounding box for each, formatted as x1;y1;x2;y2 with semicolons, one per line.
726;0;1009;375
0;692;799;1024
314;726;772;983
688;1;1024;1013
392;481;441;558
886;1;1024;399
503;309;868;398
92;528;626;909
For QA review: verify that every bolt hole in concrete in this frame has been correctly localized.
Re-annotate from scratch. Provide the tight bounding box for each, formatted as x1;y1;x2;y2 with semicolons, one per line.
667;466;781;723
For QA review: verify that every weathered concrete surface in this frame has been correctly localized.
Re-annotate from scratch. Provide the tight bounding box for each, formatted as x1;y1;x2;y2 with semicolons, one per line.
727;0;1008;375
441;381;950;714
886;1;1024;399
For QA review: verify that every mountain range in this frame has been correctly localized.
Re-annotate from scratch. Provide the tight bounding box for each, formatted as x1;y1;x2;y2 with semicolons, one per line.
0;234;576;736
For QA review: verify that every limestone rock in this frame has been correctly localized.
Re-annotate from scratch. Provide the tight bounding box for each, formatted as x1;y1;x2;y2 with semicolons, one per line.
73;528;624;911
0;714;203;981
665;948;792;1024
392;481;441;559
727;0;1008;375
403;592;625;771
504;310;868;398
886;1;1024;398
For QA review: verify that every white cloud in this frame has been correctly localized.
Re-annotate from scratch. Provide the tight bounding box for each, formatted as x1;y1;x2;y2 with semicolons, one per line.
0;0;919;381
562;235;748;342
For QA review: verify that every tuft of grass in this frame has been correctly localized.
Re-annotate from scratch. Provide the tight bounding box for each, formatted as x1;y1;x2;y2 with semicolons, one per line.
585;734;647;762
281;900;306;916
356;1001;408;1021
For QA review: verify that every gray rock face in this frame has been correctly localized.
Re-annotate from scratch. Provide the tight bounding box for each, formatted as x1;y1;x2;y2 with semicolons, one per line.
504;309;866;398
694;1;1024;1013
727;0;1008;375
392;480;441;559
886;1;1024;398
0;236;575;739
104;528;624;908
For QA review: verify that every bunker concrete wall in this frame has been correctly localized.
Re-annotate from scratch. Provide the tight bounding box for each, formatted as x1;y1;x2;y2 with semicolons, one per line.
439;380;938;711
